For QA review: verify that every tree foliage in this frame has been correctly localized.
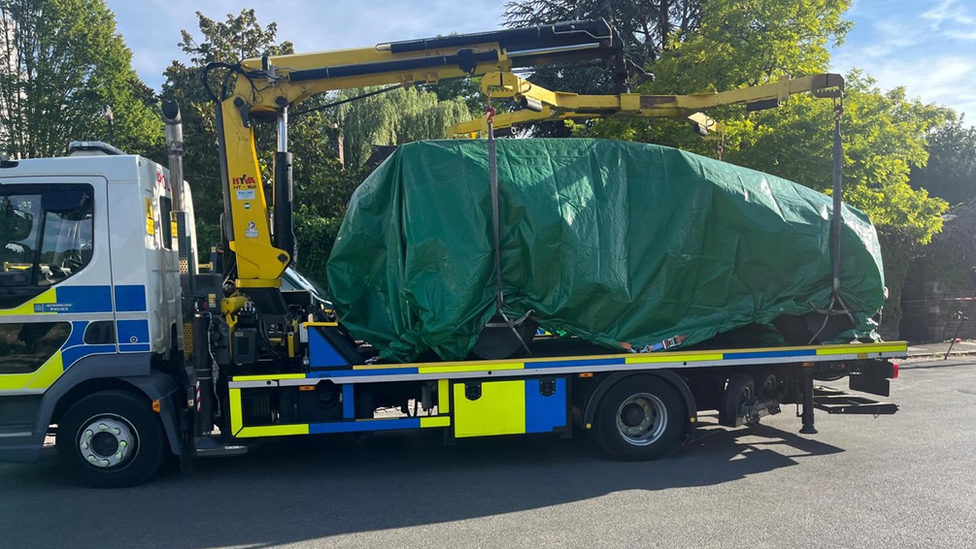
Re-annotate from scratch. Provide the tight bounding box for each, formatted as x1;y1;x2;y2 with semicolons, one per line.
161;10;299;235
338;85;471;167
910;118;976;206
505;0;703;69
649;0;851;93
725;72;952;243
0;0;160;159
162;10;474;282
529;2;948;244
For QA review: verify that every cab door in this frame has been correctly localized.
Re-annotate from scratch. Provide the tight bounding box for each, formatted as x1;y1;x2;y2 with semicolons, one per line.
0;178;112;394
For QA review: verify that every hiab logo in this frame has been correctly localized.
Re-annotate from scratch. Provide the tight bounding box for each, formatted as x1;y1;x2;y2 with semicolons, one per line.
232;174;257;189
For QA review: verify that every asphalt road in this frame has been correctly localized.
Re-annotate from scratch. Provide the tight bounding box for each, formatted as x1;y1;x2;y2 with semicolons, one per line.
2;359;975;549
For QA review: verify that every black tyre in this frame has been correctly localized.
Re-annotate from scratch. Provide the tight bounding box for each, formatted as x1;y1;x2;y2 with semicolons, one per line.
593;375;685;461
755;372;778;399
57;390;166;488
719;373;755;427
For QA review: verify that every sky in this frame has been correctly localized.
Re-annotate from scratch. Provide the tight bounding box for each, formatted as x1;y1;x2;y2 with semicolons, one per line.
106;0;975;118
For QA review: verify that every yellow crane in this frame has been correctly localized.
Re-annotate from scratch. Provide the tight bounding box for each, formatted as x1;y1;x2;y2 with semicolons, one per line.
208;20;627;290
450;71;844;139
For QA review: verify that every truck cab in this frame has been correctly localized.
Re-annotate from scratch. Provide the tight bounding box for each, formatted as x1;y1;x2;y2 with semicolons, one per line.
0;143;191;467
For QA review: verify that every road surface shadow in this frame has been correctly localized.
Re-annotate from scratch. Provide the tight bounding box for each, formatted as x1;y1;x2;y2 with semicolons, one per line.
1;417;842;548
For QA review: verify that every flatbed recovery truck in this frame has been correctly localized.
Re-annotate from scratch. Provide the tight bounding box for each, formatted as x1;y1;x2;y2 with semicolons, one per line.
0;20;906;487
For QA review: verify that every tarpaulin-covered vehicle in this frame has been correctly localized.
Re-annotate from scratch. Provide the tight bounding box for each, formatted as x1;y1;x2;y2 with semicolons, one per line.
328;138;885;363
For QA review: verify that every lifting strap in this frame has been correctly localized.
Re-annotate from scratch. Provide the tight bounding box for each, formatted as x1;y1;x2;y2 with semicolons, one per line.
810;96;856;342
485;104;531;355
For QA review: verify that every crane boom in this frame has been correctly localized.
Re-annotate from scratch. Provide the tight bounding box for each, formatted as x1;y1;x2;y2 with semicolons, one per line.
450;72;844;137
209;20;625;289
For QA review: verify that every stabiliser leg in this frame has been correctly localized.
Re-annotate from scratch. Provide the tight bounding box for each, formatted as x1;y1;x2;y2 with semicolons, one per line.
800;367;818;434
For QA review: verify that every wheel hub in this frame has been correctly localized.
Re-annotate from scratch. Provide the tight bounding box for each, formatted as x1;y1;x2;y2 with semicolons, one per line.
615;393;668;447
90;432;119;456
622;403;645;427
78;416;136;469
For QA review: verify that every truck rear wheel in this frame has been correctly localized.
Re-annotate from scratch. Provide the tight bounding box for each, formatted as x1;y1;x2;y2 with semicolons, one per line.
594;375;684;461
719;373;755;427
56;390;165;488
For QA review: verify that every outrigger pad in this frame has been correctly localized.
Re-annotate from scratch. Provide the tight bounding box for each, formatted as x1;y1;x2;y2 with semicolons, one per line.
327;139;885;362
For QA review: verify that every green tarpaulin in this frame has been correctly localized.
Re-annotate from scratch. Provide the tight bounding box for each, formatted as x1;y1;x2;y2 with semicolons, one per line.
326;139;884;362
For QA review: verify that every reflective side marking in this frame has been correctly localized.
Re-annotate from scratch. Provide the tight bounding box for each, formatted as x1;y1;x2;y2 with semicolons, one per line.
26;351;64;390
229;351;908;388
232;373;306;382
626;353;724;364
226;343;910;387
0;351;64;391
316;368;417;377
437;378;450;414
533;357;623;368
421;416;451;428
229;388;243;436
724;349;817;360
237;424;310;438
816;344;907;356
235;418;443;438
308;418;420;434
417;363;523;374
353;363;417;370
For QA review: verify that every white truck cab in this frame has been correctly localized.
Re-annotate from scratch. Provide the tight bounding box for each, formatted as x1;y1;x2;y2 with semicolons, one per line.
0;143;192;463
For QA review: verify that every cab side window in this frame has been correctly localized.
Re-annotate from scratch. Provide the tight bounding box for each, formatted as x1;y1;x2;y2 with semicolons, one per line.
38;198;94;286
0;193;41;287
0;185;94;308
0;322;71;374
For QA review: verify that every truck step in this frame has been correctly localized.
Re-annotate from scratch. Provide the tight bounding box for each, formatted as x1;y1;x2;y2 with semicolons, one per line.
195;436;248;458
813;386;898;415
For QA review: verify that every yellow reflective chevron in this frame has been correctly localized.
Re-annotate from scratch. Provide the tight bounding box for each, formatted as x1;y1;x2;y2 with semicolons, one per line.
0;350;63;392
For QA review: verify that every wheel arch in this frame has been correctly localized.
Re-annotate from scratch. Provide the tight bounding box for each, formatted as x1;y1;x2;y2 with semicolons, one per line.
581;369;697;439
39;353;182;457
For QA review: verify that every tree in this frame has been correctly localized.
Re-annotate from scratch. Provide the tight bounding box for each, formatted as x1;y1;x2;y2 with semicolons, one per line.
337;85;471;167
910;118;976;206
723;72;952;244
648;0;851;93
0;0;161;159
432;77;484;114
161;9;301;240
504;0;703;94
550;2;948;245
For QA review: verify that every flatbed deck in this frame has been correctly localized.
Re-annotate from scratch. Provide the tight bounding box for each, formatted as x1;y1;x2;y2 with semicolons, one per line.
224;340;907;440
229;341;908;387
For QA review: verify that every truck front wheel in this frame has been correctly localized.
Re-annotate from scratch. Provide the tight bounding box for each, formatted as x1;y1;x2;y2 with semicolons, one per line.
56;390;165;488
594;375;684;461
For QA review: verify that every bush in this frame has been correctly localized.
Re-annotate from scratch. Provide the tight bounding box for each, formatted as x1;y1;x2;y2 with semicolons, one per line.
294;215;344;288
